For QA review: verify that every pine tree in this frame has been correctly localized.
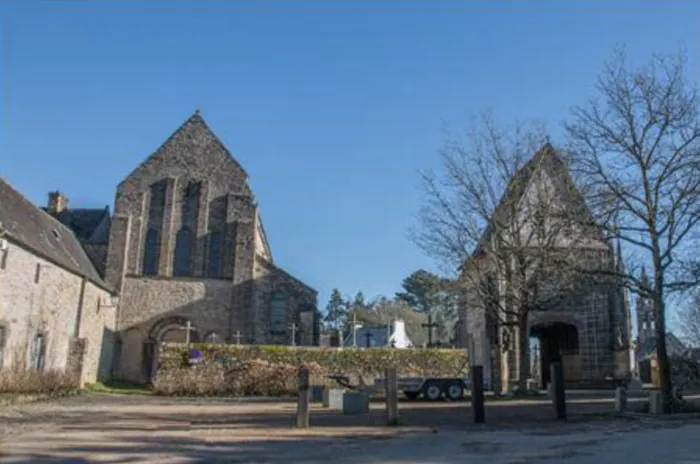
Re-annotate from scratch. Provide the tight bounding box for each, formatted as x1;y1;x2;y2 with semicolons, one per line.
323;289;348;331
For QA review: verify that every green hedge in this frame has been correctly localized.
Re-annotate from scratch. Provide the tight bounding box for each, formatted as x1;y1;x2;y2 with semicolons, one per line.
153;344;468;397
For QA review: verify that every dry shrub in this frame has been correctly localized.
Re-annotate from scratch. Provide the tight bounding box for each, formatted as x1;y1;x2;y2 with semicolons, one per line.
153;360;328;397
154;344;469;397
0;366;79;395
152;365;227;396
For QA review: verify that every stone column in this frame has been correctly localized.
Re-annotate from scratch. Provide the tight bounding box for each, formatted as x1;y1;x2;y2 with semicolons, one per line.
192;180;210;277
158;177;177;276
105;215;132;293
227;194;255;342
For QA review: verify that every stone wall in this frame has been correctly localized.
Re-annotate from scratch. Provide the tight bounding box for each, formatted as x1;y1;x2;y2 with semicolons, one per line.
253;256;318;345
76;279;118;384
115;276;233;381
0;240;115;384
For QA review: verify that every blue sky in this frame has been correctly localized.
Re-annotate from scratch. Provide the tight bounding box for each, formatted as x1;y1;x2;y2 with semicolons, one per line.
1;1;698;313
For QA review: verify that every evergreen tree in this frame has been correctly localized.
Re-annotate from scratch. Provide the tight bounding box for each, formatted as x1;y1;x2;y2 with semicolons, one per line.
323;289;348;331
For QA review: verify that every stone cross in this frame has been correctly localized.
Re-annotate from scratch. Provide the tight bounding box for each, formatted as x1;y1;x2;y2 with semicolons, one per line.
183;321;196;345
234;331;242;345
421;313;439;347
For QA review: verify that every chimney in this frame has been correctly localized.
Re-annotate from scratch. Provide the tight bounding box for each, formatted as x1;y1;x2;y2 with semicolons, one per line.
47;191;69;215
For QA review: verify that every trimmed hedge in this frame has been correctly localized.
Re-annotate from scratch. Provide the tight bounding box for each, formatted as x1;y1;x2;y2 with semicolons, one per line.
153;343;468;397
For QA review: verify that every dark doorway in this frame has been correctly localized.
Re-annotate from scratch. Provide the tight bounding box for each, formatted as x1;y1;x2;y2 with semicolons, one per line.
638;359;652;384
530;322;579;388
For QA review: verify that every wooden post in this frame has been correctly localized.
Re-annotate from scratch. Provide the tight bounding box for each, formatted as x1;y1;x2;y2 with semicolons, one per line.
385;368;399;426
296;366;310;428
550;361;567;420
471;365;485;424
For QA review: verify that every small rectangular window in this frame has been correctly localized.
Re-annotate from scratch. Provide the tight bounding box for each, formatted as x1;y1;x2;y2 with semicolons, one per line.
32;333;46;371
0;249;7;269
34;263;41;283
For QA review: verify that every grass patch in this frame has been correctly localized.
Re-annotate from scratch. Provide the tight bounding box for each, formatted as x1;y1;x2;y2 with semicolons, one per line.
85;380;152;396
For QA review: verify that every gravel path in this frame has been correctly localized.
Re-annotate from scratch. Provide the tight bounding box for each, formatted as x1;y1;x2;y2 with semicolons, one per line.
1;393;699;463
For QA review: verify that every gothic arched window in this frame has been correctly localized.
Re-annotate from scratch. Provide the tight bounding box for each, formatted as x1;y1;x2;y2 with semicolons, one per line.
269;292;287;334
173;227;194;277
142;229;159;276
206;231;223;278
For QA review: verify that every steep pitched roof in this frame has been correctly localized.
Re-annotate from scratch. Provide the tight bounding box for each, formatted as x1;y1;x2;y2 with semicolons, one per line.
53;207;111;244
0;176;111;292
117;110;250;190
469;143;604;260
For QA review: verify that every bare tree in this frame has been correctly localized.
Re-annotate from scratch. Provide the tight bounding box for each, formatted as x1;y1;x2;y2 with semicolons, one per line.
414;111;602;391
565;48;700;409
677;294;700;348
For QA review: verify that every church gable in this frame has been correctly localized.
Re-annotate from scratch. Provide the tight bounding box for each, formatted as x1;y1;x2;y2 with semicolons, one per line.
479;143;607;254
513;150;607;250
116;111;252;200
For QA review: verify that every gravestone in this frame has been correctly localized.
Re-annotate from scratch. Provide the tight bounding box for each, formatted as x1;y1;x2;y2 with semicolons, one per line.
323;388;345;409
342;391;370;415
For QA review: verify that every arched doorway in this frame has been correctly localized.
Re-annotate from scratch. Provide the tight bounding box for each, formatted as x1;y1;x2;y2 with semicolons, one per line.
144;317;200;381
149;317;201;344
530;322;579;388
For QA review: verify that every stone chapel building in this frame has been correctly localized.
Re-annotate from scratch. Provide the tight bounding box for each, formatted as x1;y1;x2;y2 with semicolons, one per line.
457;144;632;392
1;111;318;384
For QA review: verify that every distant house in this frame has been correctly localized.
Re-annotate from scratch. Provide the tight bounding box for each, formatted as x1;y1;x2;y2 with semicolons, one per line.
343;320;413;348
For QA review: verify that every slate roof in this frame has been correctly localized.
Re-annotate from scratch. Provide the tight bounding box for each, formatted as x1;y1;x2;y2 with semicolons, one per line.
0;176;112;292
254;254;317;295
51;208;111;244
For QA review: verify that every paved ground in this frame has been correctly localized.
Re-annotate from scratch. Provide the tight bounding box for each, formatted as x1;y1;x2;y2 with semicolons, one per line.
1;393;699;463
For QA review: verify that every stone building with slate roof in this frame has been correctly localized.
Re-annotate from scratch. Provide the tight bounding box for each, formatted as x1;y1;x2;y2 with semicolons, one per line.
457;143;633;392
1;111;318;384
0;178;118;386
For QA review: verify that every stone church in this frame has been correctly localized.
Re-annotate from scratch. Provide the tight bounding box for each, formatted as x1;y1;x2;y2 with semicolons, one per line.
1;111;318;384
457;144;632;392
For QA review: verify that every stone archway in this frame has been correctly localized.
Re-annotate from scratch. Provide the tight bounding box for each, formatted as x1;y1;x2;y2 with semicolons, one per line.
149;316;200;344
530;322;580;388
145;317;200;381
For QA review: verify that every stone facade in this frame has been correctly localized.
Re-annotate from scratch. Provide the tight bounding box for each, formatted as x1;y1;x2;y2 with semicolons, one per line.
102;112;318;382
0;179;117;386
0;111;318;386
457;144;632;392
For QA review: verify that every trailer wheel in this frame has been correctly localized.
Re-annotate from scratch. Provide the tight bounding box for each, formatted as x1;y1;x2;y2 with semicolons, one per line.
446;383;464;401
404;392;419;400
424;383;443;401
